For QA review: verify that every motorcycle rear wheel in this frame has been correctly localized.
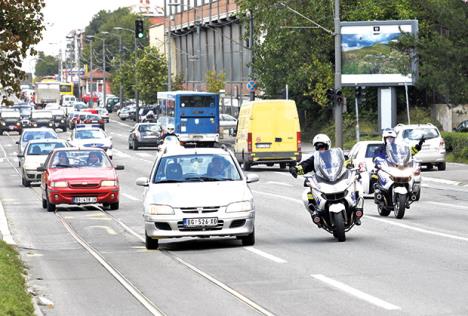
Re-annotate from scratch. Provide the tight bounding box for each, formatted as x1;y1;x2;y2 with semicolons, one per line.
394;193;406;219
332;212;346;242
377;204;391;216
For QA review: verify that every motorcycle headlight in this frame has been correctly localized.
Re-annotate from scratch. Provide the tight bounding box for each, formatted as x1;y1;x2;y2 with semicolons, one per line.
50;181;68;188
60;120;65;123
101;180;118;187
226;201;252;213
147;204;174;215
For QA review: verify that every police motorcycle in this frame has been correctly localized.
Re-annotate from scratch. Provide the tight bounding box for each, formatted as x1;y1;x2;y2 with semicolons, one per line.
373;143;421;219
303;148;364;242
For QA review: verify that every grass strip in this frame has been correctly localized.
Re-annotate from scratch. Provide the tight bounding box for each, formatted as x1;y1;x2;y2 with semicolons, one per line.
0;240;34;316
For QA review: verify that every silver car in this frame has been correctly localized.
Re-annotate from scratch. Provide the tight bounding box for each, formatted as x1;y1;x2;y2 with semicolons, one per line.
17;127;58;156
18;139;69;187
136;147;259;249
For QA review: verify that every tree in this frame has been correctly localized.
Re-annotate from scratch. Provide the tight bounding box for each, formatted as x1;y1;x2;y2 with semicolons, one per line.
0;0;45;103
135;47;168;104
35;52;59;77
205;71;225;93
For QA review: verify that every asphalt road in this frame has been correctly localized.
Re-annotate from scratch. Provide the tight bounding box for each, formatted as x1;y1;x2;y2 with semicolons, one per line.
1;115;468;316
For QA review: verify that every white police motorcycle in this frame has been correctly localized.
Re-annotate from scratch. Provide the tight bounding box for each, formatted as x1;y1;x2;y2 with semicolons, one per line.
373;143;421;219
303;148;364;242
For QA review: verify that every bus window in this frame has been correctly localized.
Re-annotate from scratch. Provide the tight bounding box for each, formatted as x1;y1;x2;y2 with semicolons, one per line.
180;95;215;108
60;84;73;94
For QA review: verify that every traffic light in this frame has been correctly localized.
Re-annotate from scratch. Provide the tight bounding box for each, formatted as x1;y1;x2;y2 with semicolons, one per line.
135;20;144;39
326;88;344;105
355;86;366;103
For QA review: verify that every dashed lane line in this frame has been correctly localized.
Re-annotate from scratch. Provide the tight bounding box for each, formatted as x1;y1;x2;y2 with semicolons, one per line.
244;247;287;264
311;274;401;311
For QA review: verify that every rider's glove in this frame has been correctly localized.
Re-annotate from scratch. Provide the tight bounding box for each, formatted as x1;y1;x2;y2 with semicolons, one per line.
415;137;425;151
289;165;304;178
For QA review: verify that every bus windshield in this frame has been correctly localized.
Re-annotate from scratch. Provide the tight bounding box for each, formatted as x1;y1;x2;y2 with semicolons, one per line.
60;84;73;93
180;95;216;108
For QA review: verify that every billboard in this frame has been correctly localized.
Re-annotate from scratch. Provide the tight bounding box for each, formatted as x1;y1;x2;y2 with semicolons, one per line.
341;20;418;86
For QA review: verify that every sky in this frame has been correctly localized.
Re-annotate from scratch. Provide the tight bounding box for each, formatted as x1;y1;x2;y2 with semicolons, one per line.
23;0;163;73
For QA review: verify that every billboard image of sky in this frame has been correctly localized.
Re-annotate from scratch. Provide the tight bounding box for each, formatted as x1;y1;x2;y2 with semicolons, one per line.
340;21;417;86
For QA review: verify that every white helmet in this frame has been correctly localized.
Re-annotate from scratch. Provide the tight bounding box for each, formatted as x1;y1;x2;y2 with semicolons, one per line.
166;123;175;133
312;134;331;150
382;128;396;143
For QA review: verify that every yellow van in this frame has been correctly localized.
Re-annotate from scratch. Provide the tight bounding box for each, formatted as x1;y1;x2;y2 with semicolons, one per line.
234;99;302;170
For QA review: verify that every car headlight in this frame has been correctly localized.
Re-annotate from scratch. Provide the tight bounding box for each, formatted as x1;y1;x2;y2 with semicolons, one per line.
60;120;65;123
147;204;174;215
1;122;5;126
226;201;252;213
50;181;68;188
101;180;118;187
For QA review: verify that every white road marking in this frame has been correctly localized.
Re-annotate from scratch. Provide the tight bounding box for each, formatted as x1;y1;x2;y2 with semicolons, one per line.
254;190;468;242
0;200;15;245
427;201;468;210
244;247;287;264
311;274;401;311
57;214;164;316
266;181;293;187
122;193;141;202
421;183;468;193
87;225;117;235
366;216;468;242
113;149;132;158
423;176;461;186
110;132;125;138
110;119;133;128
136;152;154;158
273;171;304;179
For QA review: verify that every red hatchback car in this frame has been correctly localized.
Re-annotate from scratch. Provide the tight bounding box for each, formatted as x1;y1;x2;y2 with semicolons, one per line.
39;148;124;212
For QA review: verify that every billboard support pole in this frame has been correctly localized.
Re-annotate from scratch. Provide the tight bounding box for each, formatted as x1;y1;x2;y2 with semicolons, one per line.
355;96;360;142
334;0;343;148
404;83;411;124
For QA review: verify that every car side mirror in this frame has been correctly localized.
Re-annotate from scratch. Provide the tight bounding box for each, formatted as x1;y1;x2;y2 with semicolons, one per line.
36;166;45;172
136;177;149;187
246;173;259;183
17;154;24;158
115;165;125;170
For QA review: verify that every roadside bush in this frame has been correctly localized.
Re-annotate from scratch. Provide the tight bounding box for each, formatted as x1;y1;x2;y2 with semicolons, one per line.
441;132;468;163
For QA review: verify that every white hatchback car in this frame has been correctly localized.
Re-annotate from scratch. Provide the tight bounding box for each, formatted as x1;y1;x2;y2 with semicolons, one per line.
136;147;259;249
68;127;113;159
394;123;446;170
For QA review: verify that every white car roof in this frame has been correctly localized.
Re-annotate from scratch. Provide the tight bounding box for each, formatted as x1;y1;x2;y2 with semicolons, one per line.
27;139;67;144
161;147;233;157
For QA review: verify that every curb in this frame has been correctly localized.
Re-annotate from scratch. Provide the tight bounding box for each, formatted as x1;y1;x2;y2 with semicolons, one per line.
0;199;15;245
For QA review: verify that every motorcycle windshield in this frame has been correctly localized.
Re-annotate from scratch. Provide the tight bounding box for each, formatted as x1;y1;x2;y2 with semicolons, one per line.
314;148;344;182
386;143;410;166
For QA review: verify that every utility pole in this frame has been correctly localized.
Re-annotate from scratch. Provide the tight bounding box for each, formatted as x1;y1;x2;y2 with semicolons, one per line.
102;36;106;108
167;3;172;91
197;20;202;91
334;0;343;148
249;11;255;101
89;40;93;106
118;34;123;109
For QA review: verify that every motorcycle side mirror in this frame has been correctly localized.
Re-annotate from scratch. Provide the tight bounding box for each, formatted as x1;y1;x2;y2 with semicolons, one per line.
344;154;350;160
303;179;311;187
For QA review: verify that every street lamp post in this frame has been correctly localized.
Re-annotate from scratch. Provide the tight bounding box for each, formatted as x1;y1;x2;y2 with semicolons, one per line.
167;2;181;92
85;37;94;106
87;33;108;108
113;26;139;120
109;32;123;110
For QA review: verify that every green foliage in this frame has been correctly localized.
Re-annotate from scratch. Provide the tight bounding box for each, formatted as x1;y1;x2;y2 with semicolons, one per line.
0;0;45;103
441;132;468;163
135;47;168;104
0;241;34;316
35;51;59;77
205;71;225;93
172;73;185;91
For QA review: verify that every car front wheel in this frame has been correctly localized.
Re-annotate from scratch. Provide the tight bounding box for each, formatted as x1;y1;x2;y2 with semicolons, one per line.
145;233;159;250
110;202;119;210
240;229;255;246
437;162;446;171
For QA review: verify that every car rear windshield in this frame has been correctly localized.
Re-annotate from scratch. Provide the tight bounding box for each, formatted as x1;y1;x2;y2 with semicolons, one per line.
139;124;160;133
402;128;439;140
75;129;105;139
27;142;65;155
50;150;111;168
365;144;382;158
154;154;241;183
22;131;57;142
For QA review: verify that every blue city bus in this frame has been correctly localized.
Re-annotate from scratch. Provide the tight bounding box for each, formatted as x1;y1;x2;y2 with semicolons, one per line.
157;91;220;146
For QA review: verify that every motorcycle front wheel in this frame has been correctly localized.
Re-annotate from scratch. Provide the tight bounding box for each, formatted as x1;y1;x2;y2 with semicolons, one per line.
394;193;407;219
332;212;346;242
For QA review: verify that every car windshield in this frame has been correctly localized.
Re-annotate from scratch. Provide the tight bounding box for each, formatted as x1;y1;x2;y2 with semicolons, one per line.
75;129;106;139
27;142;65;155
153;154;241;183
139;124;160;133
314;148;345;182
50;150;112;168
22;131;57;142
365;144;382;158
402;127;439;141
32;111;53;119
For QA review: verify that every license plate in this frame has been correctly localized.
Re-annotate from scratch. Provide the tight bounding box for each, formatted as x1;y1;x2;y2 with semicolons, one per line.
183;217;218;227
73;196;97;204
256;143;271;148
191;135;203;139
8;126;15;130
143;136;156;139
